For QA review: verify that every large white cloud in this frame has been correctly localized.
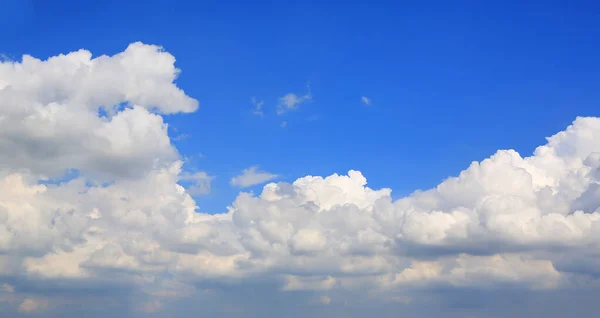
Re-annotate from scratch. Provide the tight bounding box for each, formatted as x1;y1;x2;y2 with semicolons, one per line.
0;42;197;180
1;42;600;315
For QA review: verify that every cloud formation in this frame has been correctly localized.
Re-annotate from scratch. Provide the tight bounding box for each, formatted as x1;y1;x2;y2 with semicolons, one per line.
361;96;371;105
0;42;197;181
180;171;214;195
2;42;600;316
277;85;312;115
230;166;279;187
250;96;264;117
19;298;49;313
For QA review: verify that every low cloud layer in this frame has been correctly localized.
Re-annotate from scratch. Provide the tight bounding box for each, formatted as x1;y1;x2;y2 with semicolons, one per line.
1;42;600;316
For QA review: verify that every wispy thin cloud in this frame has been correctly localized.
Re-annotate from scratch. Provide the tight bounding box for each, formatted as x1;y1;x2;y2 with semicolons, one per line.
277;83;312;115
230;166;278;188
250;96;264;117
172;133;189;141
361;96;372;106
1;283;14;293
180;171;215;195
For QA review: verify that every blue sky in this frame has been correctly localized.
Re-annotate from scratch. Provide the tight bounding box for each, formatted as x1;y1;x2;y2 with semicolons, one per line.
3;0;599;213
3;1;600;317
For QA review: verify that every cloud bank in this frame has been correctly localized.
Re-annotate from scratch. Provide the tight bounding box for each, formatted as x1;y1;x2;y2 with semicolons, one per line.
2;42;600;316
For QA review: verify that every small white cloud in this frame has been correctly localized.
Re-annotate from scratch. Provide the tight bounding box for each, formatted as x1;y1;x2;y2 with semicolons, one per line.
361;96;372;105
140;300;163;313
277;84;312;115
280;121;287;128
1;284;14;293
180;171;214;195
172;133;190;141
230;166;278;188
19;298;49;313
251;96;264;117
318;295;332;305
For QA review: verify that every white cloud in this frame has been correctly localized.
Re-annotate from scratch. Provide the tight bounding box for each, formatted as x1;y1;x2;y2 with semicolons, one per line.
361;96;371;105
1;284;14;293
250;96;264;117
277;84;312;115
230;166;278;188
318;295;332;304
3;42;600;316
281;121;287;128
180;171;214;195
19;298;49;313
0;41;198;181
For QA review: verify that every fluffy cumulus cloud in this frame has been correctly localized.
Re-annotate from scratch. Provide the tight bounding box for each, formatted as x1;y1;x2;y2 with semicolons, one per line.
0;42;197;181
2;42;600;317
